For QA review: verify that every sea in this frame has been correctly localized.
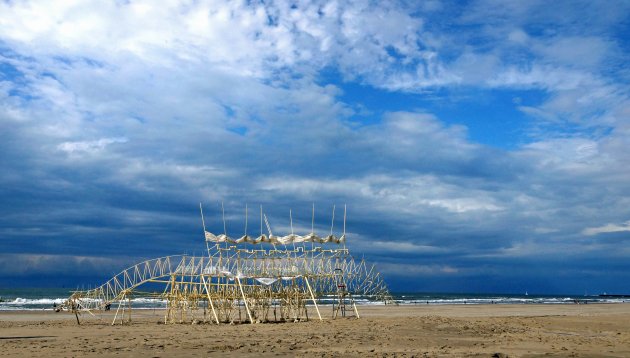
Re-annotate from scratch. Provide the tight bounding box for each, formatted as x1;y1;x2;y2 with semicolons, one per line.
1;288;628;311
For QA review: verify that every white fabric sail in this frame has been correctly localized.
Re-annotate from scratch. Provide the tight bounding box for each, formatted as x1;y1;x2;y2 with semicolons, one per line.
204;231;345;245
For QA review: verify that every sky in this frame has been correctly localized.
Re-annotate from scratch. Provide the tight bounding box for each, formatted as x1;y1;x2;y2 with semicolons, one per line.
1;0;630;294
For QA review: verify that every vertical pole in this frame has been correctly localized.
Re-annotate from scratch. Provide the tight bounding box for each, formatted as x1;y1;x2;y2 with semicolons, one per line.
221;201;228;251
290;209;297;254
165;275;175;324
343;204;347;250
200;203;207;233
221;201;227;235
127;296;132;323
310;203;315;257
201;203;212;256
264;213;276;251
330;205;335;236
343;204;346;235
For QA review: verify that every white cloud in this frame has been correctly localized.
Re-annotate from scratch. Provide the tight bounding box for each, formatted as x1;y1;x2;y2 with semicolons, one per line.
377;262;459;277
372;241;441;253
0;1;460;92
583;221;630;236
57;137;128;154
1;0;630;291
519;138;604;170
259;173;504;215
487;65;595;91
507;29;529;44
533;36;611;69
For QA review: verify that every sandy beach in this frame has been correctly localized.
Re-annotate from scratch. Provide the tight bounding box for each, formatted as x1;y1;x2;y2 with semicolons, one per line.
1;304;629;357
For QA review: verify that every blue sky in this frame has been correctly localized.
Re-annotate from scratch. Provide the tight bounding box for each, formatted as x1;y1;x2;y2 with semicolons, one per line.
1;0;630;294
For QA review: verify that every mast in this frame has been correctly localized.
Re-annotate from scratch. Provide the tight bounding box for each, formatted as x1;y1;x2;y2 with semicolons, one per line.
200;203;210;256
343;204;347;251
330;204;336;236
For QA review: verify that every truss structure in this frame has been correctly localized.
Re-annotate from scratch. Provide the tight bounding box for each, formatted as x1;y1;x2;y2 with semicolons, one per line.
63;205;394;324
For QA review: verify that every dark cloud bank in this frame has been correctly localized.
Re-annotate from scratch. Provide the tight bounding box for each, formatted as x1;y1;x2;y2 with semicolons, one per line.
1;0;630;293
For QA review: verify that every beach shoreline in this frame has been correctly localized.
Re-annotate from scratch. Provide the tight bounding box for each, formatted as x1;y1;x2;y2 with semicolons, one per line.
1;304;630;357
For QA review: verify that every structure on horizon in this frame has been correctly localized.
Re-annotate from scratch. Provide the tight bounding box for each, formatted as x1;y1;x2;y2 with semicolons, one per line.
63;204;394;325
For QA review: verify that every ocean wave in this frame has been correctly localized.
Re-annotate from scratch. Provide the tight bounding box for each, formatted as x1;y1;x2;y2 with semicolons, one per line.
1;297;67;305
1;294;628;311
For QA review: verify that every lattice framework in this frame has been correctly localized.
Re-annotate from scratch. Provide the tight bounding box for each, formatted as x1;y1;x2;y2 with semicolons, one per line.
64;205;394;324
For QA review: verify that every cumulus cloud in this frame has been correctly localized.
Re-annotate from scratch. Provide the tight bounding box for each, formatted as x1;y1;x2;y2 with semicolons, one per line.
582;221;630;236
57;137;128;154
1;0;629;292
0;1;438;87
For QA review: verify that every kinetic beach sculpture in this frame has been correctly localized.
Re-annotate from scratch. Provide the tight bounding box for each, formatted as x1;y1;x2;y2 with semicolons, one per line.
63;204;394;325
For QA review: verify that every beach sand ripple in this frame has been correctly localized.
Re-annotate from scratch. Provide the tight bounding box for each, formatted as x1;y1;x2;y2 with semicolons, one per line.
1;304;629;357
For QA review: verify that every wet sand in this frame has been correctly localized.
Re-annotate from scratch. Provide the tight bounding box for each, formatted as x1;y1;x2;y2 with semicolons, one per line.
1;304;630;357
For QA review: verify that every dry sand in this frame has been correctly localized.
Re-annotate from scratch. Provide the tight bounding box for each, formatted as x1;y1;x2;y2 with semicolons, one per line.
1;304;630;357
